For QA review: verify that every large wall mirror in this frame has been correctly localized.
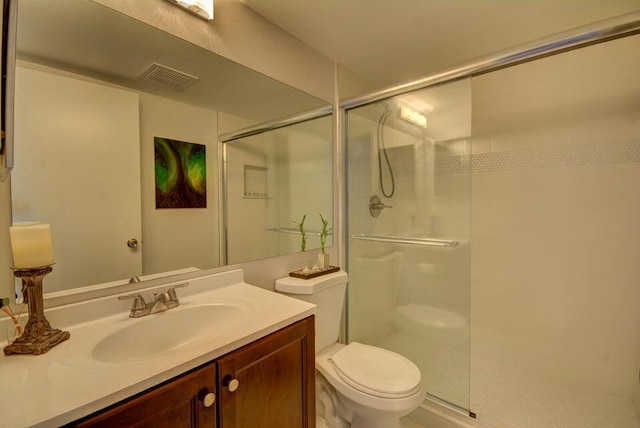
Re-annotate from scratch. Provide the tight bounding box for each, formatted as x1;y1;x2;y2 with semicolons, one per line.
5;0;331;299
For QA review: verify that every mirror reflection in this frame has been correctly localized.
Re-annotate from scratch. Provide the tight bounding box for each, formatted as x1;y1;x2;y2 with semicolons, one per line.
224;115;334;265
8;0;330;296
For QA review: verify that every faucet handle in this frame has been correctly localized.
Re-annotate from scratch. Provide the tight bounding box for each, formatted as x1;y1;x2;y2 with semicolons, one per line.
118;293;147;317
369;195;393;217
166;282;189;303
153;291;171;303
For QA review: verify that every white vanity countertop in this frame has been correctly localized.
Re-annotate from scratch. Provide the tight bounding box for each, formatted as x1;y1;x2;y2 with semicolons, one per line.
0;269;315;428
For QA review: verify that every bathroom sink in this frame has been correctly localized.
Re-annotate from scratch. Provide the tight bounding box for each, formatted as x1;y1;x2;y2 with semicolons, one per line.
92;303;247;363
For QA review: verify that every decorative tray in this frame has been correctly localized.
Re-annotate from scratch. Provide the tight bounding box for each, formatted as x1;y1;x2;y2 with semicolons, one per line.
289;266;340;280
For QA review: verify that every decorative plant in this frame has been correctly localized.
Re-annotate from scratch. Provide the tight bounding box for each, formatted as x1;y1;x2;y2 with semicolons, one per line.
292;214;307;251
319;213;332;254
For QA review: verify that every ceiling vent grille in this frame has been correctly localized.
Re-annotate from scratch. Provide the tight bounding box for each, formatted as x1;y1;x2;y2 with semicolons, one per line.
139;63;198;90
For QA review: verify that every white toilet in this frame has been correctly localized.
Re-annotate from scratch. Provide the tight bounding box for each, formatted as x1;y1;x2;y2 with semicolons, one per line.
276;270;425;428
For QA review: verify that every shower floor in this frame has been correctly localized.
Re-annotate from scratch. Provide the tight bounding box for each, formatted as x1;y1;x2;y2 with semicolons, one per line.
471;355;640;428
381;332;640;428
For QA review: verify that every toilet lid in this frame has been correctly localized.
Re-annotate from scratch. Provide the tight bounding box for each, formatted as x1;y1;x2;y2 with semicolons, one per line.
330;342;422;398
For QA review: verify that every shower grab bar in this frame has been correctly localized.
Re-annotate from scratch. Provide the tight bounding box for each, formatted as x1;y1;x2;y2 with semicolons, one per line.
266;227;333;237
350;234;459;248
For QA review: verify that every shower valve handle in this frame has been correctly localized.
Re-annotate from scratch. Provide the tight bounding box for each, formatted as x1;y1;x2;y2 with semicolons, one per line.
369;195;393;217
372;202;393;209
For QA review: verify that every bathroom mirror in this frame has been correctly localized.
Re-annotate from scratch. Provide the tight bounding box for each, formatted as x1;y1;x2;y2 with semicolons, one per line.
4;0;330;297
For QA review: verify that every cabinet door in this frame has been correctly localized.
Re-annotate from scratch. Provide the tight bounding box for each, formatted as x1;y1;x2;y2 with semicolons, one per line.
218;316;315;428
73;364;217;428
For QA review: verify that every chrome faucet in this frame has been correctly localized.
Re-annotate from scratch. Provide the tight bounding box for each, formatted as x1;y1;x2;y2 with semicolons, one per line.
118;282;189;318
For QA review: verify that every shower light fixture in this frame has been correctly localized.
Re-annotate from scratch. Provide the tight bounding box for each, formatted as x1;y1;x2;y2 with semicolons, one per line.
400;106;427;129
165;0;214;21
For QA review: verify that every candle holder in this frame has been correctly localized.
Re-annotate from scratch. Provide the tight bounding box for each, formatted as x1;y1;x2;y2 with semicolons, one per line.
4;266;70;355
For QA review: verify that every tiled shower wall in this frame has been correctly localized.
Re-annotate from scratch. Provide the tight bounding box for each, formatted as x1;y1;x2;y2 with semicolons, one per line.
466;34;640;425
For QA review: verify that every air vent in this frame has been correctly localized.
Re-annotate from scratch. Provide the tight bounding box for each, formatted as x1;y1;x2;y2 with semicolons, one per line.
139;63;198;90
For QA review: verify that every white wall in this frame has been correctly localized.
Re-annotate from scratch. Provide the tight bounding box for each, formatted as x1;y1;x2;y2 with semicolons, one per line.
469;34;640;426
338;62;374;100
218;112;256;136
139;93;220;275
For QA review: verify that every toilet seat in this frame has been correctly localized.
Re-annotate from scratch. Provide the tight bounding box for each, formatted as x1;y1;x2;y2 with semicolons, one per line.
330;342;422;399
316;342;426;422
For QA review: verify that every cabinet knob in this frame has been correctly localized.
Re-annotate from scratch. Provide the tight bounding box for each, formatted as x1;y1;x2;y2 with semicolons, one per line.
203;392;216;408
226;378;239;392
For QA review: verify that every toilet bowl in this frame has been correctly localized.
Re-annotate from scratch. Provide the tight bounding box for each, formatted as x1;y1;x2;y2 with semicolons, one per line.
275;271;425;428
317;342;425;428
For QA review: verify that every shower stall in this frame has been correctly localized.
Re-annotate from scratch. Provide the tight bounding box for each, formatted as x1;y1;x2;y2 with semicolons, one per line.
344;29;640;428
223;113;333;265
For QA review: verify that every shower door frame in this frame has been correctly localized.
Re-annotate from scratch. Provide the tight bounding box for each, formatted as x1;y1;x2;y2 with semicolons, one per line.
340;9;640;420
341;13;640;111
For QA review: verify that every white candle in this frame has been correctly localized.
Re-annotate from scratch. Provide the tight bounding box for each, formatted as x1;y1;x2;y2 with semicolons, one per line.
9;222;55;269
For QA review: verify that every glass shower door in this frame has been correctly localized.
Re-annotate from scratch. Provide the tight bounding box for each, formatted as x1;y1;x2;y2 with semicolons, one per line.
345;79;472;411
224;115;333;264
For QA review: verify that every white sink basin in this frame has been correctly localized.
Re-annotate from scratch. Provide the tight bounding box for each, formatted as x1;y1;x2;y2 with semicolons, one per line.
92;303;247;363
0;269;317;428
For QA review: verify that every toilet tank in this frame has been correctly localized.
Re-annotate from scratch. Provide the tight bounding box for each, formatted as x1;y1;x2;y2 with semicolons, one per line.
275;270;348;351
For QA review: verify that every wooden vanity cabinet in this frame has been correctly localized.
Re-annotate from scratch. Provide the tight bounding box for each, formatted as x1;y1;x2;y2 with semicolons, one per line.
73;363;217;428
71;316;315;428
218;316;315;428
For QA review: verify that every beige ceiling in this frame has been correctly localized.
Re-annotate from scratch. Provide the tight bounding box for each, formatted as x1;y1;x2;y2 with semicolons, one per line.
241;0;640;90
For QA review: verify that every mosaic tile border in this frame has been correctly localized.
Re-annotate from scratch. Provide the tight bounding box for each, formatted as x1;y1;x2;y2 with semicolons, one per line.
435;139;640;175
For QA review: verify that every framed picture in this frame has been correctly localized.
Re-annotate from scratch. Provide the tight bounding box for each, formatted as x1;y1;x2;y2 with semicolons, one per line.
154;137;206;208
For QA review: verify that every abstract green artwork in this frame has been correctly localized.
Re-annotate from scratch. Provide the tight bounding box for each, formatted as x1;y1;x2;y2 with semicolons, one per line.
154;137;206;208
